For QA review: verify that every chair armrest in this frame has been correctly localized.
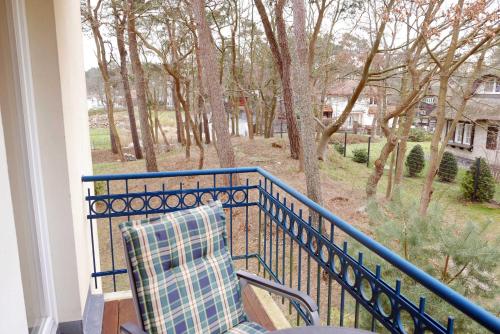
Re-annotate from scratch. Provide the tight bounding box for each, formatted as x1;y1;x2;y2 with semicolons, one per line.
236;270;320;326
120;322;147;334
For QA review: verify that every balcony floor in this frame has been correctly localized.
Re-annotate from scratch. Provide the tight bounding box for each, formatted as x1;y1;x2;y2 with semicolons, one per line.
102;286;284;333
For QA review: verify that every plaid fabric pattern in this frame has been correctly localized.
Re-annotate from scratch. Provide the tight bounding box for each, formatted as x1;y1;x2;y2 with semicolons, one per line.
226;321;267;333
120;201;253;334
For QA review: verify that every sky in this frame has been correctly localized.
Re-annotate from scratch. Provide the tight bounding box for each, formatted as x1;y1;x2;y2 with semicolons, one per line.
83;35;97;70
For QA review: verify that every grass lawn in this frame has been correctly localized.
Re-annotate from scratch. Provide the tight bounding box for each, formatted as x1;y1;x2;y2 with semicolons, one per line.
90;110;177;150
324;140;500;237
157;109;177;127
90;128;111;150
345;139;431;161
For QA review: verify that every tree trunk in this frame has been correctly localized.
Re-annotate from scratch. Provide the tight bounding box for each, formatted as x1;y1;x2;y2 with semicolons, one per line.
112;4;142;159
292;0;323;209
193;39;211;144
173;88;185;145
104;85;122;158
126;0;158;172
385;149;396;199
202;106;210;144
419;74;449;214
394;108;417;186
366;133;398;197
275;0;302;161
385;116;399;199
191;0;237;172
254;0;302;160
86;0;124;161
242;99;254;139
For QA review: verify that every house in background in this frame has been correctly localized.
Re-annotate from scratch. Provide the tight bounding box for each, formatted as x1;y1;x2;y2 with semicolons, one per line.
441;75;500;170
323;80;378;133
415;94;438;131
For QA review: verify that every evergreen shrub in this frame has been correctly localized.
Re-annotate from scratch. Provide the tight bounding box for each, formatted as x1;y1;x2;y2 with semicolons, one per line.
333;142;345;155
352;148;368;163
461;158;495;202
405;144;425;177
438;151;458;182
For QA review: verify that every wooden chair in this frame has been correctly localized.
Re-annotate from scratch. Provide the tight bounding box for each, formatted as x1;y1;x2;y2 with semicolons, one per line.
119;201;319;334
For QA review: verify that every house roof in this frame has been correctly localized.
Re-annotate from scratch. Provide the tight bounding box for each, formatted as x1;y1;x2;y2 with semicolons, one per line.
441;96;500;121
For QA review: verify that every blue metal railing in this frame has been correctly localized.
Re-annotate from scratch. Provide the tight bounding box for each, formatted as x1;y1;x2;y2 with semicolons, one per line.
82;167;499;333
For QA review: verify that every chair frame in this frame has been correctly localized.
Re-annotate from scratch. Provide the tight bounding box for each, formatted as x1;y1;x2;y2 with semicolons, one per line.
120;234;320;334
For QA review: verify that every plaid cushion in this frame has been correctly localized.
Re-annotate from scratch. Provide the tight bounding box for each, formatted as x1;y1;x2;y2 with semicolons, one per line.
226;321;267;333
120;201;247;334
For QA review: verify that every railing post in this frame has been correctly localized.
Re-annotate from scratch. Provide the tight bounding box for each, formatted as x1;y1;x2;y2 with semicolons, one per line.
367;136;371;167
473;157;481;201
280;120;283;138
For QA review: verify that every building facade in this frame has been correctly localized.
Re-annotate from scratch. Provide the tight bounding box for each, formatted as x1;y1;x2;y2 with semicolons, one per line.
0;1;94;332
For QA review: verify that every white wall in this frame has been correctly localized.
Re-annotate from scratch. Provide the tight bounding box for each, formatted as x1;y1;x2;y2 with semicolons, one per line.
328;96;374;127
0;0;49;328
52;0;95;311
0;0;93;326
445;122;500;167
0;109;29;334
23;0;93;322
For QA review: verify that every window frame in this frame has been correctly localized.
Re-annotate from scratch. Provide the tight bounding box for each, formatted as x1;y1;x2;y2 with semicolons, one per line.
478;77;500;94
463;123;473;146
454;123;464;143
447;120;474;149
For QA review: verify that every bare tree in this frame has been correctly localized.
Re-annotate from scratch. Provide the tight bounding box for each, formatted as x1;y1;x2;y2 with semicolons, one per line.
191;0;237;170
316;0;396;160
126;0;158;171
82;0;124;161
365;0;442;198
419;0;499;214
135;12;205;169
254;0;302;161
189;27;211;144
292;0;323;209
111;0;142;159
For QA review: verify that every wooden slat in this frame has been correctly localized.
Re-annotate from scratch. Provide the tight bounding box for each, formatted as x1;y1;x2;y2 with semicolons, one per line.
243;286;278;331
118;299;139;330
103;291;287;333
102;300;119;334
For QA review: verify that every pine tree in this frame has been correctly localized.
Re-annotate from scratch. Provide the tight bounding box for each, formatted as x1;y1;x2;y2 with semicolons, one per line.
461;158;495;202
365;193;499;333
438;151;458;182
405;144;425;177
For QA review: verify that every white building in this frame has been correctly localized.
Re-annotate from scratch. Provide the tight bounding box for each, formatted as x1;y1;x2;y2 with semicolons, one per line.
323;80;378;132
441;75;500;170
